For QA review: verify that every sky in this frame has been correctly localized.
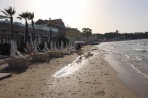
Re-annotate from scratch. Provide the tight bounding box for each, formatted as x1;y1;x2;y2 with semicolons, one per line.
0;0;148;33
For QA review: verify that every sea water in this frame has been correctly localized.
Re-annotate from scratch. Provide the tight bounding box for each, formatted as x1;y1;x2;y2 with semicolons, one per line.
98;39;148;78
97;39;148;98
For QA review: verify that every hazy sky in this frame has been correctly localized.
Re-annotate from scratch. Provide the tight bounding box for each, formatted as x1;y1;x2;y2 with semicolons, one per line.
0;0;148;33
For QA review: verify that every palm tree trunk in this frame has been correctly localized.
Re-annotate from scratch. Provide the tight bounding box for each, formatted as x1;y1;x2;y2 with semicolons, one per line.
10;17;14;39
32;20;35;41
25;20;28;47
49;27;52;43
1;36;3;44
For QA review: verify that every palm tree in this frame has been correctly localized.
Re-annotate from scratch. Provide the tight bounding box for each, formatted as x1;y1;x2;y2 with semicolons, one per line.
1;6;16;39
28;12;35;41
17;12;30;46
82;28;92;42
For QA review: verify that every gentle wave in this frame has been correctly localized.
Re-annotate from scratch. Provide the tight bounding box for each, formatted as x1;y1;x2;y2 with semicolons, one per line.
131;64;148;78
133;48;148;53
138;43;147;46
124;54;130;59
119;57;148;77
135;56;143;61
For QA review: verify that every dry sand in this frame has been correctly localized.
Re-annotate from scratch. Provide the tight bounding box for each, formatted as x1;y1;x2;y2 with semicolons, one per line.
0;46;140;98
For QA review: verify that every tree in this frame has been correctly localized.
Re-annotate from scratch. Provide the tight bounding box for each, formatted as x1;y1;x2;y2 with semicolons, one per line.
1;6;16;39
82;28;92;41
17;12;30;46
115;30;119;33
28;12;35;41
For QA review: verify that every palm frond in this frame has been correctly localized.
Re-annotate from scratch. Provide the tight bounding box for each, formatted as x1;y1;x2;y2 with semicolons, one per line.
28;12;34;20
1;6;16;17
1;10;8;16
18;11;30;21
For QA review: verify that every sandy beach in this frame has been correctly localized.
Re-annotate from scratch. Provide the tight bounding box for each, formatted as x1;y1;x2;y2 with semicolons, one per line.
0;45;140;98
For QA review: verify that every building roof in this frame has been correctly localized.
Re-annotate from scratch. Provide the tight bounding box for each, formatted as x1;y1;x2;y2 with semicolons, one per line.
49;19;65;26
35;18;65;27
35;19;49;24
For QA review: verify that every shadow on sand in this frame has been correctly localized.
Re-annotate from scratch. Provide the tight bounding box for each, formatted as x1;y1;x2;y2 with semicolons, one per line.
0;66;28;74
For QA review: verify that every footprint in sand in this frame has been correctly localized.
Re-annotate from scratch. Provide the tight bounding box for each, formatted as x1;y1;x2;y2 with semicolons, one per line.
94;91;105;96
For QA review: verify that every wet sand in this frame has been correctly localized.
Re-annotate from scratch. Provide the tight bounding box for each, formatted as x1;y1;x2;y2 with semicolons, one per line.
0;46;140;98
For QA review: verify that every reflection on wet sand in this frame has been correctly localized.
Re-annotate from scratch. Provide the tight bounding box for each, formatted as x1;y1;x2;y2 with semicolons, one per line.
53;51;94;77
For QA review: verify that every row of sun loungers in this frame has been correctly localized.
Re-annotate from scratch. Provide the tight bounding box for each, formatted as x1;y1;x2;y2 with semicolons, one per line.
0;47;76;69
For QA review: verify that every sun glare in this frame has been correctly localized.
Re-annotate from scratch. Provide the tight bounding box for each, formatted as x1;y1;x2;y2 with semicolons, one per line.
33;0;87;20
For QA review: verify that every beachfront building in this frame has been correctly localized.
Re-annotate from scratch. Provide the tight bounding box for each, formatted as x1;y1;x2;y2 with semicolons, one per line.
35;18;68;47
86;34;100;45
48;18;66;37
33;24;59;45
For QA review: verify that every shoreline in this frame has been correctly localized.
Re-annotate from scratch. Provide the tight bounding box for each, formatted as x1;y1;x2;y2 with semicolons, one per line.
104;54;148;98
0;45;140;98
